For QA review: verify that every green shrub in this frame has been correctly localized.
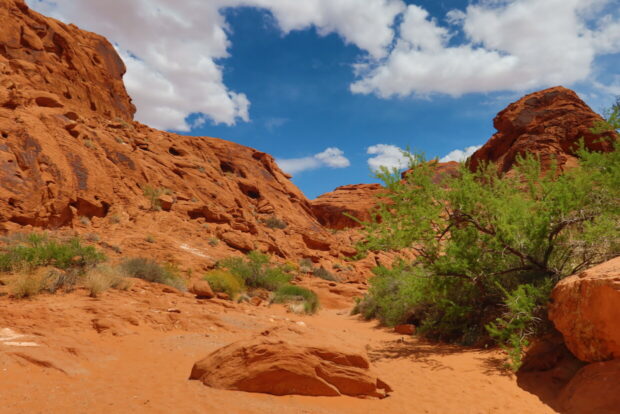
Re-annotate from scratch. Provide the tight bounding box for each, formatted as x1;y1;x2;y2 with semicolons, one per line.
273;285;319;314
0;234;105;273
120;258;185;291
312;266;338;282
355;125;619;367
218;251;293;291
204;269;245;298
143;186;169;211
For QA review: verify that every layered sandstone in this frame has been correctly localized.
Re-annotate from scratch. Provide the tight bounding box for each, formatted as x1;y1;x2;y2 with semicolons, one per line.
468;86;617;173
0;0;360;274
311;184;384;230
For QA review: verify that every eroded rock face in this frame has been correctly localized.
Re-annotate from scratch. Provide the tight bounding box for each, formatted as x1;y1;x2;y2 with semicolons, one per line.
189;337;391;398
548;257;620;362
311;184;384;230
468;86;617;173
0;0;362;273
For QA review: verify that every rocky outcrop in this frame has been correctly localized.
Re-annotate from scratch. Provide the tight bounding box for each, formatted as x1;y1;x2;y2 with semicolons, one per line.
0;0;362;274
468;86;618;173
311;184;384;230
558;359;620;414
189;336;391;398
548;257;620;362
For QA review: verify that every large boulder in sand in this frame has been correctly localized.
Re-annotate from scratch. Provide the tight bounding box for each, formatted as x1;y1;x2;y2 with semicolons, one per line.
468;86;617;174
558;359;620;414
548;257;620;362
189;337;391;398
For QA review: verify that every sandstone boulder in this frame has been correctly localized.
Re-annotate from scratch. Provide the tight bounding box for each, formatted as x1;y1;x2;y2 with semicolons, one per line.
558;359;620;414
189;337;391;398
189;280;214;299
469;86;617;174
549;257;620;362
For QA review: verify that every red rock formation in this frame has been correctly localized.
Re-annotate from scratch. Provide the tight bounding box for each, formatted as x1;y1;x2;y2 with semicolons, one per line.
468;86;617;173
0;0;362;273
311;184;384;229
558;359;620;414
548;257;620;362
190;336;391;398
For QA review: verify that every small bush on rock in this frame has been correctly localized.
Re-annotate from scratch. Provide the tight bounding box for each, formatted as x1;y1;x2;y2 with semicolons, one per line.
218;251;293;291
203;270;245;298
121;258;185;291
273;285;319;314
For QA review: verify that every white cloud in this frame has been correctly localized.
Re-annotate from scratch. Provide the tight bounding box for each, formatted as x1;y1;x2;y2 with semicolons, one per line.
352;0;620;98
367;144;409;171
439;145;482;163
277;147;350;175
28;0;405;130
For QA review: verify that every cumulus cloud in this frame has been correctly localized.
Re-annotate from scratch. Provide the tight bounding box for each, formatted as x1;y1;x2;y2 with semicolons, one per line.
367;144;410;171
27;0;404;131
277;147;350;175
352;0;620;98
367;144;483;170
440;145;482;163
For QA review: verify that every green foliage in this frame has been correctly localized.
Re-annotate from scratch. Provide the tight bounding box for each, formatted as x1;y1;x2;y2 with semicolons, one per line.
203;269;245;298
0;234;105;273
273;285;319;314
120;258;186;290
218;251;293;291
486;282;553;370
356;128;619;367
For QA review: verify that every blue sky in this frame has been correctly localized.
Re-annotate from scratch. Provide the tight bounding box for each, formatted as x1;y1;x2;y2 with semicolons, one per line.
30;0;620;198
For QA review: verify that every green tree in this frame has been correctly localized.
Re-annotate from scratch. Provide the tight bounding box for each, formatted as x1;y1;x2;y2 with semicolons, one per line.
355;120;619;368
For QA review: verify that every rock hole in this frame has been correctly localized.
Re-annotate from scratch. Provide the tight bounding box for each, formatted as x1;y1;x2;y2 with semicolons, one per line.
220;161;235;174
92;54;101;65
238;182;261;199
90;101;97;111
63;91;72;100
169;146;186;156
1;132;8;139
35;96;63;108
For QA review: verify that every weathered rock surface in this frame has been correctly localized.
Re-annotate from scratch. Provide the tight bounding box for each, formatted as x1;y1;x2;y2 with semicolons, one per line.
189;337;391;398
0;0;363;275
189;280;214;299
549;257;620;362
311;184;384;230
558;359;620;414
468;86;617;173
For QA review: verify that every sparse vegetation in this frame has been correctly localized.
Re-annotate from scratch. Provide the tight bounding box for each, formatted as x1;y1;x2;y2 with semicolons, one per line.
208;237;219;247
218;251;293;291
120;258;186;291
0;234;105;273
263;216;287;229
203;269;245;298
272;285;319;314
353;124;619;369
11;273;45;299
84;265;131;298
143;186;169;211
312;266;338;282
145;235;156;243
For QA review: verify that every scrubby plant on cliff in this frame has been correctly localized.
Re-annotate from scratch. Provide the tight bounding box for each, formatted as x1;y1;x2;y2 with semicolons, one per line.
273;285;319;314
354;130;619;368
120;257;186;291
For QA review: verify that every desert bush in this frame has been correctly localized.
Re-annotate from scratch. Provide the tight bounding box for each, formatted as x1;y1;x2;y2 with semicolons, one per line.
312;266;338;282
263;216;287;229
355;129;619;368
218;251;293;291
203;269;245;298
272;285;319;314
84;266;131;298
0;234;105;273
11;273;46;299
143;186;169;211
120;258;185;291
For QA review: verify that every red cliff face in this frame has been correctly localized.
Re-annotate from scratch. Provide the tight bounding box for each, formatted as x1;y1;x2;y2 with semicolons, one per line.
0;0;360;275
468;86;617;173
311;184;385;230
